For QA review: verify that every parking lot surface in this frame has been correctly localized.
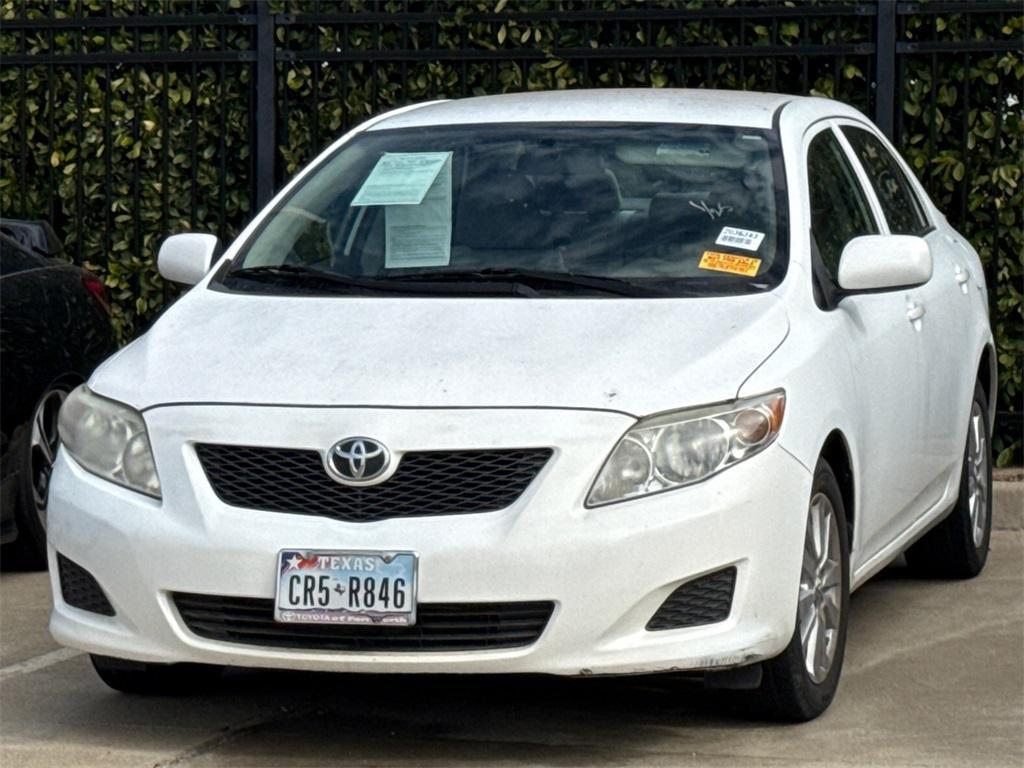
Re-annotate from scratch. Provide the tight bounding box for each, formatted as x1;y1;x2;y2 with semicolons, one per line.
1;529;1021;768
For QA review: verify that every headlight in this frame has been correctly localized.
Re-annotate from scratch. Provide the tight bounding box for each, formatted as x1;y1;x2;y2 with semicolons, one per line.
587;390;785;507
58;385;161;498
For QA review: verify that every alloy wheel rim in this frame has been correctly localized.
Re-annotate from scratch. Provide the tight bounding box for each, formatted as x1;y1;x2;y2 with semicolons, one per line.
798;492;842;684
967;401;989;549
29;388;67;529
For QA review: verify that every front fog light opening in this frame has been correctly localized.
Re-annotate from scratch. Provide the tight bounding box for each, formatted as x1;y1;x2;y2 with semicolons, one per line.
587;390;785;507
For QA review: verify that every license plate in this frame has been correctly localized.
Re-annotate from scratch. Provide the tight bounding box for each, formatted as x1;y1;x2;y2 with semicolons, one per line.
274;550;417;626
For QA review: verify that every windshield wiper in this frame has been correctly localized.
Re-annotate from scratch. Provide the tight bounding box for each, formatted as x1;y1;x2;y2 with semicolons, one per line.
223;264;535;296
227;264;393;291
387;268;663;297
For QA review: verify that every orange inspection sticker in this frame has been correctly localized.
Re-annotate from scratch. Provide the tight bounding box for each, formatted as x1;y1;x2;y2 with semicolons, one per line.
698;250;762;277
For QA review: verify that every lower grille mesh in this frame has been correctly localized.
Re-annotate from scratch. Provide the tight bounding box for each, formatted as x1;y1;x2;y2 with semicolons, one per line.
58;554;115;616
174;593;553;652
646;567;736;631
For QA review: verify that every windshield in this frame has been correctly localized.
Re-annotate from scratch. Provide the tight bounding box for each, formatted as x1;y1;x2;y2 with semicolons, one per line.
221;122;787;298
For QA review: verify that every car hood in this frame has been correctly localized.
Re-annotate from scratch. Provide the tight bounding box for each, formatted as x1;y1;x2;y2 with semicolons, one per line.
91;289;789;416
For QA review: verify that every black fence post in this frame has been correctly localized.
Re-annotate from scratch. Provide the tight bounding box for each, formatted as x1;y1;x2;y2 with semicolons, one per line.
874;0;897;139
255;3;276;210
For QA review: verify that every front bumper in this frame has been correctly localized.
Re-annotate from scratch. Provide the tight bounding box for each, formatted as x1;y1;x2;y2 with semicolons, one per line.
48;405;811;676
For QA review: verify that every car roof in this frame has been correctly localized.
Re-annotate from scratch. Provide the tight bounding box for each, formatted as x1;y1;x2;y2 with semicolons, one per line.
368;89;845;132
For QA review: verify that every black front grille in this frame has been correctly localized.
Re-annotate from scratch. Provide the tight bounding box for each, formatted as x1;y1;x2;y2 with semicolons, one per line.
646;567;736;631
58;554;115;616
173;593;554;652
195;444;551;523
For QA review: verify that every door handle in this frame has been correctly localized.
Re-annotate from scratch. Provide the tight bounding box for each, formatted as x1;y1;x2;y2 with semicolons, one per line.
906;303;926;322
954;265;970;293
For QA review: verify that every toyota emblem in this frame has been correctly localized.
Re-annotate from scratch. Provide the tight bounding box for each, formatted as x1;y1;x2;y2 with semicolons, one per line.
325;437;391;485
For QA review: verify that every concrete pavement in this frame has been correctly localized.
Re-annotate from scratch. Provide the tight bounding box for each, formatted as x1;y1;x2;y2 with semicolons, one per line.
0;499;1021;767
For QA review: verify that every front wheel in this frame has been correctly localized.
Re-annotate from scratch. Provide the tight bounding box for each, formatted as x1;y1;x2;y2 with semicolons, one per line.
90;655;223;695
756;459;850;721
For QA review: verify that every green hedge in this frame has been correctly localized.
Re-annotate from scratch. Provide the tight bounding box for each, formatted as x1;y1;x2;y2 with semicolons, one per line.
1;0;1021;463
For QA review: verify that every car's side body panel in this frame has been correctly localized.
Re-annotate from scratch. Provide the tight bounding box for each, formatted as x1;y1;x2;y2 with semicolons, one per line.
745;100;994;589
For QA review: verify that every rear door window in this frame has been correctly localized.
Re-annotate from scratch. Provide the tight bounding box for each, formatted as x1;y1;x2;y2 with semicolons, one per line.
841;126;930;236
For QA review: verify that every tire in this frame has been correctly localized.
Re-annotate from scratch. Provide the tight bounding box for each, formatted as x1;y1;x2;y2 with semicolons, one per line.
90;655;223;695
8;383;72;570
905;381;992;579
757;459;850;722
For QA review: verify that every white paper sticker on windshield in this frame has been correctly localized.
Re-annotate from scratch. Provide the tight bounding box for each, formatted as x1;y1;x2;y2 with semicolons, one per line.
352;152;451;207
384;153;452;268
715;226;765;252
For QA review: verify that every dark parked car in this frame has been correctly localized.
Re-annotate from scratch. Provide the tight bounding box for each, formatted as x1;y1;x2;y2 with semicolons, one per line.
1;221;116;568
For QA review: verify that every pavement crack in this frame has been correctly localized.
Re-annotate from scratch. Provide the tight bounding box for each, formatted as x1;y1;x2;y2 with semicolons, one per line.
845;616;1023;677
150;702;319;768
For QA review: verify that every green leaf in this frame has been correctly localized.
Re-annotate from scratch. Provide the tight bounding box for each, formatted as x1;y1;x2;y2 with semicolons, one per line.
996;446;1014;468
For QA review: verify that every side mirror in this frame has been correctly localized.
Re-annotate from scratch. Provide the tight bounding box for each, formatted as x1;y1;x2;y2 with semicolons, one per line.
837;234;932;292
157;233;221;286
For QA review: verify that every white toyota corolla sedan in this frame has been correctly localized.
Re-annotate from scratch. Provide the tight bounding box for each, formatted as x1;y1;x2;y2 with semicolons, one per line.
48;89;994;721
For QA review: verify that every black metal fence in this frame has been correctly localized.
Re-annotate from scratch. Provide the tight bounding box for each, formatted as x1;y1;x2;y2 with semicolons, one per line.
3;1;1019;227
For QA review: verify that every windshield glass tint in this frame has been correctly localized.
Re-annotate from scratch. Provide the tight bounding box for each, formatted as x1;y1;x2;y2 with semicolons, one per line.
226;123;786;297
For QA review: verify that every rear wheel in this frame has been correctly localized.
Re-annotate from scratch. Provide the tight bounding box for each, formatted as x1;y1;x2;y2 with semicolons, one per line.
905;381;992;579
757;459;850;721
90;655;223;695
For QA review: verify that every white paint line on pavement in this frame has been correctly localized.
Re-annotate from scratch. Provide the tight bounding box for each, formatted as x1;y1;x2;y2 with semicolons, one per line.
0;647;83;682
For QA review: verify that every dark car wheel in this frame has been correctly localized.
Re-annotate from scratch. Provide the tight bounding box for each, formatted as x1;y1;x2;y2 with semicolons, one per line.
10;383;70;569
756;459;850;721
905;381;992;579
91;655;224;695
